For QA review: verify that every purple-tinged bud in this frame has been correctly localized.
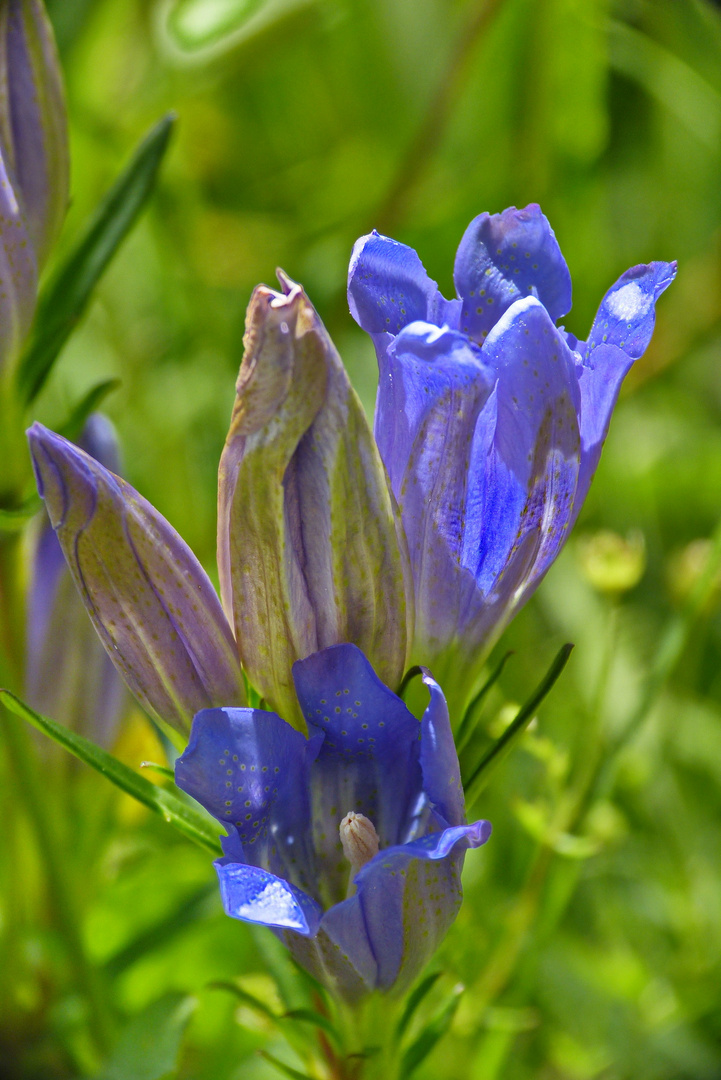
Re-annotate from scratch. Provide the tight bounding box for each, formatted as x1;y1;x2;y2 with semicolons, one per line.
0;0;69;271
27;422;245;737
26;415;126;746
218;272;412;727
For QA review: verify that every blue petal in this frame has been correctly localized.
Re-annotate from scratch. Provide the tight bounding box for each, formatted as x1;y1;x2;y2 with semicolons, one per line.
584;261;677;362
347;230;460;337
292;643;425;904
375;322;493;650
324;821;491;994
419;670;465;828
453;204;572;343
175;707;317;895
215;856;322;935
465;297;581;605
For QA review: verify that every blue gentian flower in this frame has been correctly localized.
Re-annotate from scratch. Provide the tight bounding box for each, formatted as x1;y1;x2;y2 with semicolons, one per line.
175;642;491;1001
348;204;676;690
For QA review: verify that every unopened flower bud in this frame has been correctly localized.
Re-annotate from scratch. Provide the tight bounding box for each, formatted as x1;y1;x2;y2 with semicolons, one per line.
339;811;380;875
218;272;411;727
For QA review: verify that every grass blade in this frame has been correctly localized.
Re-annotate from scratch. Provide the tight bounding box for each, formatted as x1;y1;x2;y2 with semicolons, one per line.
394;971;441;1044
464;644;574;806
455;650;514;751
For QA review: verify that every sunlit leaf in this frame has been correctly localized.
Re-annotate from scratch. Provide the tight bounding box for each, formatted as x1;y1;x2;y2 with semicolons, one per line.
455;651;514;751
18;115;175;403
0;690;221;854
162;0;318;56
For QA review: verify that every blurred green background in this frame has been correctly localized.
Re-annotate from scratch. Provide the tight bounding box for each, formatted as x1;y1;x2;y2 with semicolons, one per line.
6;0;721;1076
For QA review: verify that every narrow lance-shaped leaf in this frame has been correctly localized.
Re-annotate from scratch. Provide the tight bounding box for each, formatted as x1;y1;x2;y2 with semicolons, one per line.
463;643;574;805
218;273;412;726
0;689;222;854
27;422;245;736
18;113;174;403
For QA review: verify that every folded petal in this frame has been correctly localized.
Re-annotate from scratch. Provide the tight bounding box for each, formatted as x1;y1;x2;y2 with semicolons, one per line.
27;423;244;736
175;705;317;895
322;820;490;996
419;668;465;828
376;321;493;652
467;297;581;600
293;643;424;905
573;260;677;508
214;858;321;935
0;0;68;270
347;229;460;337
218;275;410;726
453;204;572;344
584;260;677;362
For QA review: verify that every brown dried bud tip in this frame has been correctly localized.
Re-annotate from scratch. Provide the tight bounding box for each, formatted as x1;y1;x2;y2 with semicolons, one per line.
339;811;380;873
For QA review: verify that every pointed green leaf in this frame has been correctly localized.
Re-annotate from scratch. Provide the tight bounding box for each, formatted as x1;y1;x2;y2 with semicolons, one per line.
394;971;441;1044
281;1008;341;1047
208;980;278;1022
455;651;514;751
399;985;463;1077
464;644;574;806
140;761;176;781
0;690;221;854
98;993;196;1080
18;114;175;403
57;378;121;442
258;1050;316;1080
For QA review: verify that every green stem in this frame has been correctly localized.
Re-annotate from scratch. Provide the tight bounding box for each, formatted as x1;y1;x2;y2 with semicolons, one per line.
0;703;115;1057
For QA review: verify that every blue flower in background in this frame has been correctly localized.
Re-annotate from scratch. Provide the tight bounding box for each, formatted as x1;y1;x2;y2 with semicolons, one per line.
348;204;676;692
175;643;491;1001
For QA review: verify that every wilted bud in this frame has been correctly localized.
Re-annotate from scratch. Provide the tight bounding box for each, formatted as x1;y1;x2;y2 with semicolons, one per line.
576;529;646;595
26;415;126;746
27;422;245;737
0;0;69;269
218;272;411;727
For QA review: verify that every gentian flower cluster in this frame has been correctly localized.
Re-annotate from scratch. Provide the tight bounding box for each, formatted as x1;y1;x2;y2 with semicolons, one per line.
348;205;676;693
27;206;673;998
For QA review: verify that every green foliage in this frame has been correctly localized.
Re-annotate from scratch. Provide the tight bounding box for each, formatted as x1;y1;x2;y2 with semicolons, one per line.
18;115;175;404
98;993;196;1080
3;0;721;1078
0;690;222;854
